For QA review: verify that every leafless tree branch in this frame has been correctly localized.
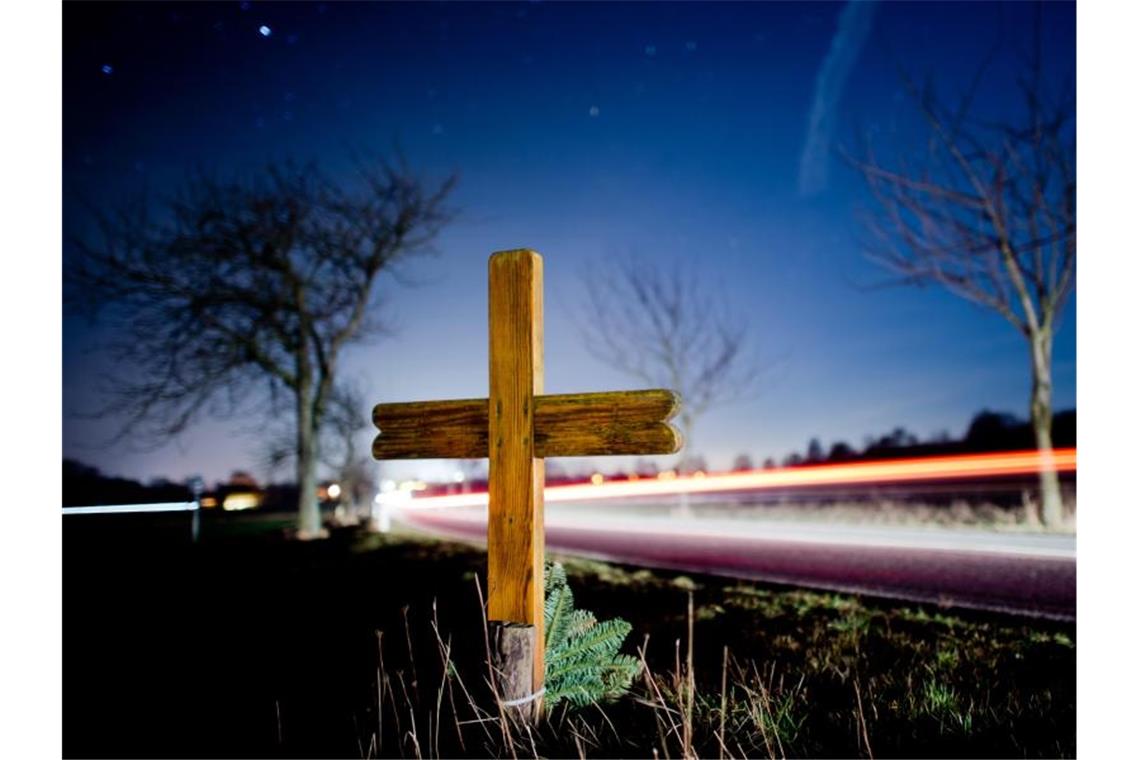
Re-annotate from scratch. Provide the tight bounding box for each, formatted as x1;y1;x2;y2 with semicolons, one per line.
66;156;456;532
575;256;762;467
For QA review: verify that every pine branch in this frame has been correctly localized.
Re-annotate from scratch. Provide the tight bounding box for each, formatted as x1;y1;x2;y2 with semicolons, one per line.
543;562;642;709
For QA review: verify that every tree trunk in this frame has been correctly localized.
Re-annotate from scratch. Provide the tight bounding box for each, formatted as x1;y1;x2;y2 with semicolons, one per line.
296;389;323;538
1029;328;1064;529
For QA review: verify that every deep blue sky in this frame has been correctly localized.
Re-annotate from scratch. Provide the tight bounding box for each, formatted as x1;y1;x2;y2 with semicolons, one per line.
62;1;1076;485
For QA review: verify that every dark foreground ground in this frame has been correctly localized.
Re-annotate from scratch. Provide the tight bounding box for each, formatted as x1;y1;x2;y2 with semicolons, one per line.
65;512;1075;758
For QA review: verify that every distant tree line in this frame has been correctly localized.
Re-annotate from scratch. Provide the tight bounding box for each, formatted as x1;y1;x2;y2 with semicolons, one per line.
62;460;312;512
62;460;192;508
65;408;1075;505
758;408;1075;469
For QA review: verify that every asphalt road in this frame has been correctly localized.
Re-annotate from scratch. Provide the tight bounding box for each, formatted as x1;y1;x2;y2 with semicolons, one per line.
395;507;1076;620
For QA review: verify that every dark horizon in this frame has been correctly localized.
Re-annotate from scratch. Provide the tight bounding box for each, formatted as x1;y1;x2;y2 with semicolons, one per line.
64;404;1077;492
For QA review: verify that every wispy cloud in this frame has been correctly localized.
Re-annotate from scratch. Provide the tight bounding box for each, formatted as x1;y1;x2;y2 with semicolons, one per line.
797;0;878;197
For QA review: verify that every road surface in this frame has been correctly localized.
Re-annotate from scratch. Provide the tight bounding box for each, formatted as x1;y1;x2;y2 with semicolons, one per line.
393;506;1076;620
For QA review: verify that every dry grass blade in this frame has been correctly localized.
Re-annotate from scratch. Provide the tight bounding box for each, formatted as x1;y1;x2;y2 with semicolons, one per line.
377;631;406;758
402;606;421;708
590;700;621;744
753;661;785;760
430;602;468;752
473;574;517;759
685;592;695;760
735;666;774;760
718;646;729;760
572;727;588;760
523;721;539;759
429;598;495;748
854;675;874;760
638;634;680;759
396;670;422;760
375;633;384;756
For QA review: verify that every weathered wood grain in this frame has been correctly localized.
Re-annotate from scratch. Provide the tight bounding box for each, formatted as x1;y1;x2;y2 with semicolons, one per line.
371;398;487;459
486;249;545;703
491;622;541;719
535;389;682;456
371;389;683;459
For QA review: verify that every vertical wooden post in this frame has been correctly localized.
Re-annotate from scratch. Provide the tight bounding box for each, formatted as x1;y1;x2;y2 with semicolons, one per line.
487;249;545;719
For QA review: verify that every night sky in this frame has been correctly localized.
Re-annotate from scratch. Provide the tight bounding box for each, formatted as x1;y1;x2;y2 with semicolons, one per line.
62;1;1077;485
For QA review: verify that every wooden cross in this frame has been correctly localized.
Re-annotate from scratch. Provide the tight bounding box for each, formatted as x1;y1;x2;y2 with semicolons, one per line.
372;249;682;717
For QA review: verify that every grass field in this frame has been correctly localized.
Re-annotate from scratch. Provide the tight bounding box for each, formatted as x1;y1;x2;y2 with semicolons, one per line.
64;513;1074;758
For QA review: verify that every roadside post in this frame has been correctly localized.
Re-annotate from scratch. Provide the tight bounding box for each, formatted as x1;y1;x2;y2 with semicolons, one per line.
188;476;204;543
372;249;683;721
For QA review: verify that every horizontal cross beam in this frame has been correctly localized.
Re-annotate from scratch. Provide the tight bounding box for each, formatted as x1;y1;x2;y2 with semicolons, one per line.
372;389;682;460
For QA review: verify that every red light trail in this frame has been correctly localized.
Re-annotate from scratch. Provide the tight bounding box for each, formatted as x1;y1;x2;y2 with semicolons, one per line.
380;449;1077;618
389;448;1077;511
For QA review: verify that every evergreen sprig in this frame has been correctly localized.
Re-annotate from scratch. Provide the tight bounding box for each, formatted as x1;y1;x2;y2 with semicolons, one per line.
544;562;641;709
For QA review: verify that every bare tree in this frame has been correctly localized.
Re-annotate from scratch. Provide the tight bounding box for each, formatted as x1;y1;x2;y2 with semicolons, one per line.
320;385;377;524
732;453;755;472
67;158;456;538
577;257;760;471
806;437;825;464
846;24;1074;526
264;382;376;524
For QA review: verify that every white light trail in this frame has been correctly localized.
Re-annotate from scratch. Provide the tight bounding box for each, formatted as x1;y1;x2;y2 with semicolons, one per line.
62;501;199;516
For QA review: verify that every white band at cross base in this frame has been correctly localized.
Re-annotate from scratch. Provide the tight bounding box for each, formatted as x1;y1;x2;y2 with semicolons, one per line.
500;687;546;707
